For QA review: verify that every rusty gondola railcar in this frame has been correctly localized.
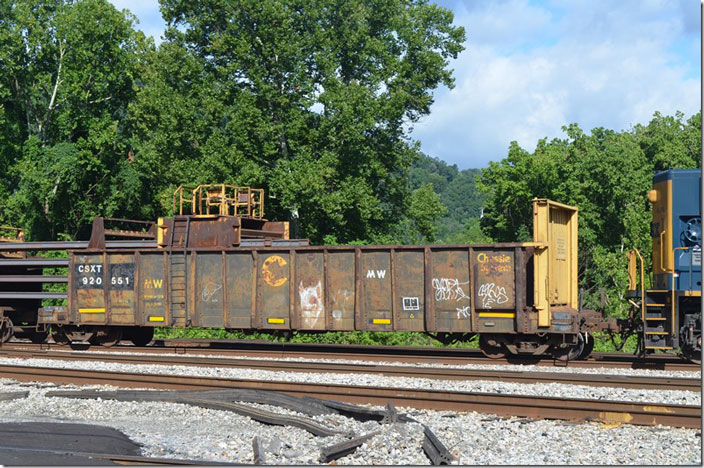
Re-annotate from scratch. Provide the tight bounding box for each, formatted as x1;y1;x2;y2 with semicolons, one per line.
37;189;600;360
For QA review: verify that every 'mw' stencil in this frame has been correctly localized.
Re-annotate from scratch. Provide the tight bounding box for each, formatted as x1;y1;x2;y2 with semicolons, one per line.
366;269;386;279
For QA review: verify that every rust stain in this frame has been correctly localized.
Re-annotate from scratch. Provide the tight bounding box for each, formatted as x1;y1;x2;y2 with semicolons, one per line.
598;412;633;425
262;255;288;287
643;406;674;414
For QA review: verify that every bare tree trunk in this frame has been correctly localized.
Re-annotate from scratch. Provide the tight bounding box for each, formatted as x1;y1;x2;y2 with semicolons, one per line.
40;40;65;144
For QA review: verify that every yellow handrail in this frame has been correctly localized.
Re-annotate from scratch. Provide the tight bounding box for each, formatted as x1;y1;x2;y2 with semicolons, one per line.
172;184;264;219
627;248;645;322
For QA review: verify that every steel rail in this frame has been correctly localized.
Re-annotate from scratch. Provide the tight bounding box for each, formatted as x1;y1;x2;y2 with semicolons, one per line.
0;347;698;391
0;364;699;429
150;338;701;371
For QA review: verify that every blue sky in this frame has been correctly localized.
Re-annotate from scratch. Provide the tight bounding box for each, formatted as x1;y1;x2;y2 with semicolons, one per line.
110;0;701;169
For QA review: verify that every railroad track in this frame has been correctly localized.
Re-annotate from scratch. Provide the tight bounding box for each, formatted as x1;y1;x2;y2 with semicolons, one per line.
5;338;700;371
0;345;699;392
152;338;701;371
0;364;699;429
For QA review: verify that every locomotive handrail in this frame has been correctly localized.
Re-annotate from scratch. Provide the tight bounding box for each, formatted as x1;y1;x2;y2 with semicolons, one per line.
627;248;645;322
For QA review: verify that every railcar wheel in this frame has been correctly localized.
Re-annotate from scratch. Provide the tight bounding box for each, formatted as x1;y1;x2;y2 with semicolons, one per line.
479;334;506;359
0;318;13;343
553;334;584;361
51;327;70;346
577;333;594;360
126;327;154;347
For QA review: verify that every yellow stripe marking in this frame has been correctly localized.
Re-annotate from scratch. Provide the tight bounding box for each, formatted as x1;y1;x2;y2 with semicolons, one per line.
268;318;285;324
478;312;515;318
373;318;391;324
148;316;165;322
79;308;105;313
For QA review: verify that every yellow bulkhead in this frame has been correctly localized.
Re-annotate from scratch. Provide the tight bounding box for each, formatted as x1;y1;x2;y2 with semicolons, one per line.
530;199;579;327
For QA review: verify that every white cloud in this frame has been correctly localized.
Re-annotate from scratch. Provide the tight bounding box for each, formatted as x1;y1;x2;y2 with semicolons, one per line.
413;0;701;168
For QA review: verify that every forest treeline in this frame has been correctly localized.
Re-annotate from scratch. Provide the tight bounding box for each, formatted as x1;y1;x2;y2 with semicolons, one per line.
419;112;701;316
0;0;700;319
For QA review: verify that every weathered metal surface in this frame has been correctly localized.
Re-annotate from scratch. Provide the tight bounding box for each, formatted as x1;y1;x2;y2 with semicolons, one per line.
327;251;355;330
295;251;326;330
430;249;472;331
320;432;379;463
0;292;66;299
226;253;254;328
394;250;425;331
473;248;516;333
107;254;135;325
361;250;393;331
0;258;68;267
72;254;106;325
0;275;67;283
422;425;454;465
138;253;166;326
66;245;536;334
532;199;579;327
257;252;290;328
195;253;224;328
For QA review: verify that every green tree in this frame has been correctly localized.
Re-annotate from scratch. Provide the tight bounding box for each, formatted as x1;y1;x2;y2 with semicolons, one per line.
478;112;701;316
0;0;146;239
404;182;447;243
128;0;465;243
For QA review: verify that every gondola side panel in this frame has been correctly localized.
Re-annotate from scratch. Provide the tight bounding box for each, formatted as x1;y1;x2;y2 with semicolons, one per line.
326;250;356;330
394;250;425;331
257;252;290;329
295;251;326;330
360;251;392;331
226;252;254;328
195;252;225;328
73;254;106;325
106;254;136;325
429;249;471;332
138;252;167;326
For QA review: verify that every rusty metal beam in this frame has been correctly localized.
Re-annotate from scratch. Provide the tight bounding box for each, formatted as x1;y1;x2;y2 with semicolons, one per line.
0;292;67;299
0;276;67;283
0;259;68;267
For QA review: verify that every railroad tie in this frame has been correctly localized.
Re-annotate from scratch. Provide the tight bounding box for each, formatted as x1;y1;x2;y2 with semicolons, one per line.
252;436;266;465
319;431;380;463
0;391;28;402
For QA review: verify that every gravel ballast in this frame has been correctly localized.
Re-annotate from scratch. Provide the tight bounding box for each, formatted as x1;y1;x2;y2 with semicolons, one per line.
0;379;700;465
0;356;698;406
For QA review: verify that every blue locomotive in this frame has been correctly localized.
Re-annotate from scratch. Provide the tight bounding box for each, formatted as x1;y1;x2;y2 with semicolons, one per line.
628;168;701;362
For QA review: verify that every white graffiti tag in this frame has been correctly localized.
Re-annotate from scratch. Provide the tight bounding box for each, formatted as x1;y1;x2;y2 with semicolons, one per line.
299;281;324;328
477;282;509;309
456;306;471;319
432;278;470;301
201;282;222;303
